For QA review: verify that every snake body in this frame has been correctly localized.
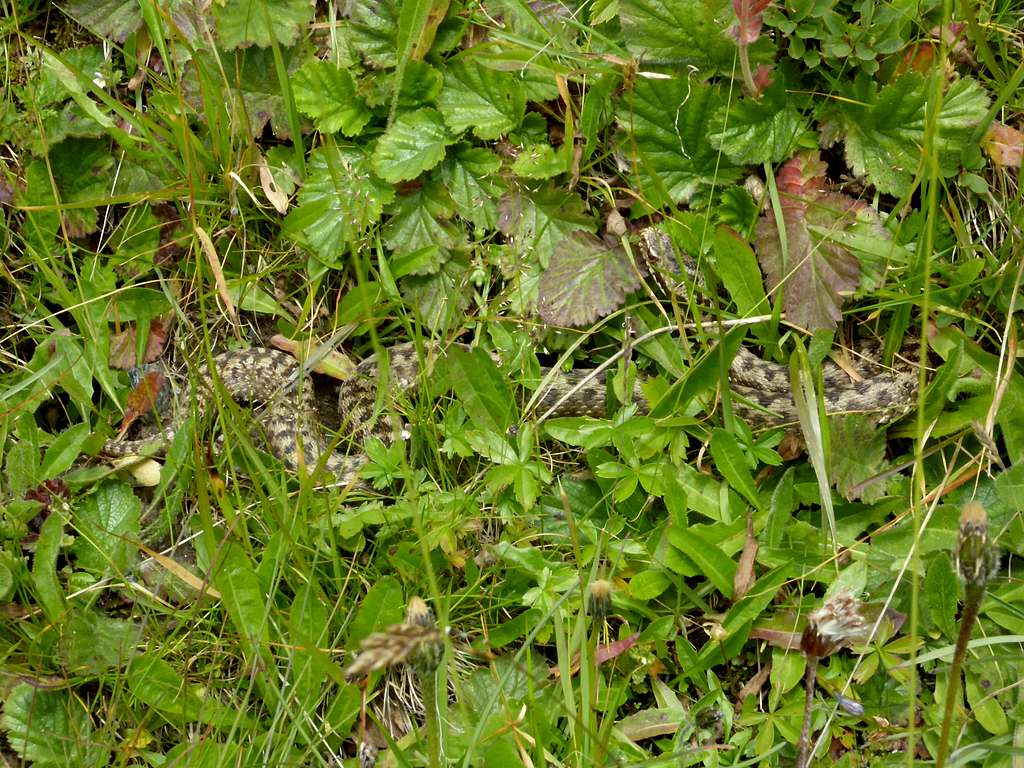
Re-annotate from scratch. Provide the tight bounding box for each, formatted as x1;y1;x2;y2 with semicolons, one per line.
104;341;919;485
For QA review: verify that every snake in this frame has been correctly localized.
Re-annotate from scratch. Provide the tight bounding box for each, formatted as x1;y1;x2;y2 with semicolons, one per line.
104;338;920;486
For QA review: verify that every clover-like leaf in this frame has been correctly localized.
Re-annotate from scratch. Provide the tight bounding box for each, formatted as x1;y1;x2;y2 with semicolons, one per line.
822;72;989;197
437;59;525;140
213;0;314;49
538;232;643;327
616;76;741;207
372;108;449;182
619;0;740;71
284;144;395;266
293;60;371;136
755;151;887;330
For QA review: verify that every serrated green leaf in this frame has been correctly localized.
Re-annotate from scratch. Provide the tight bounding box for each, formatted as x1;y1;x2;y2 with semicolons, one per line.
619;0;739;71
293;60;371;135
497;184;592;267
708;82;810;164
1;684;105;766
285;144;395;265
829;414;895;502
437;59;525;139
372;108;449;182
71;480;141;576
616;76;740;207
511;143;566;179
59;611;140;674
349;0;400;67
829;73;989;197
64;0;142;43
213;0;313;48
538;232;643;327
440;145;504;229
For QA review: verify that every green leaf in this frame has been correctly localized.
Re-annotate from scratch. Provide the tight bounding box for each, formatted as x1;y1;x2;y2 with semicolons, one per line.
71;480;141;576
186;47;303;139
667;525;737;597
826;73;990;197
1;684;105;766
383;179;461;268
630;569;671;600
923;552;959;640
127;654;250;727
213;0;314;48
285;144;395;265
711;226;768;317
437;59;525;140
616;76;740;207
32;510;66;624
212;542;270;663
510;143;566;179
64;0;142;43
349;0;400;67
372;108;449;182
40;423;91;480
829;415;896;502
708;81;811;164
59;611;140;674
292;60;372;136
619;0;739;71
538;232;644;328
710;428;764;512
346;576;404;646
440;145;504;229
440;345;516;433
965;671;1008;735
497;184;592;267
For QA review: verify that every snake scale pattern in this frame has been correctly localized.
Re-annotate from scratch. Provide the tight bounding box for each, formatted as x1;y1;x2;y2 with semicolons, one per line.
104;340;919;485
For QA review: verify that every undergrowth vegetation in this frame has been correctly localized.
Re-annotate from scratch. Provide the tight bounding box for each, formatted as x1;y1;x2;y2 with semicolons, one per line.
1;0;1022;765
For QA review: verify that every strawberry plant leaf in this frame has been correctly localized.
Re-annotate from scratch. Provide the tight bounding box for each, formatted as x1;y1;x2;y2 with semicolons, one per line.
616;76;740;207
349;0;400;67
1;684;106;765
285;144;395;266
708;80;812;164
372;107;450;182
213;0;314;49
292;60;371;136
619;0;742;71
383;178;462;269
822;72;989;197
538;232;643;327
440;145;505;229
497;184;592;267
830;415;896;502
755;151;887;330
437;59;525;140
64;0;141;43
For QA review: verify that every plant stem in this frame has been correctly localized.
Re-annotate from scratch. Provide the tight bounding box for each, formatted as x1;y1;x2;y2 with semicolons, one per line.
935;583;984;768
796;655;819;768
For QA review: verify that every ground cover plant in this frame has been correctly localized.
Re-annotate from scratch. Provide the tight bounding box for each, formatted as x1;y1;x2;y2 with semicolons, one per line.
0;0;1022;765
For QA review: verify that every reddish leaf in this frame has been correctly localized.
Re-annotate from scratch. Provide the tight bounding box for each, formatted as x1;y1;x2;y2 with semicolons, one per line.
755;151;886;330
117;371;167;439
595;632;640;666
983;122;1023;168
109;320;169;371
727;0;771;44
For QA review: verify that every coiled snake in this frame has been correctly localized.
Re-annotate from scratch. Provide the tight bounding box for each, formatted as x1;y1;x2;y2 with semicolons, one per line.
104;338;919;485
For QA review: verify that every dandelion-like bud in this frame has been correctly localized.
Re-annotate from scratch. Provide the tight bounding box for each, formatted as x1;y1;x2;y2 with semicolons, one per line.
800;588;866;659
344;599;444;683
955;501;1000;589
588;579;613;622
